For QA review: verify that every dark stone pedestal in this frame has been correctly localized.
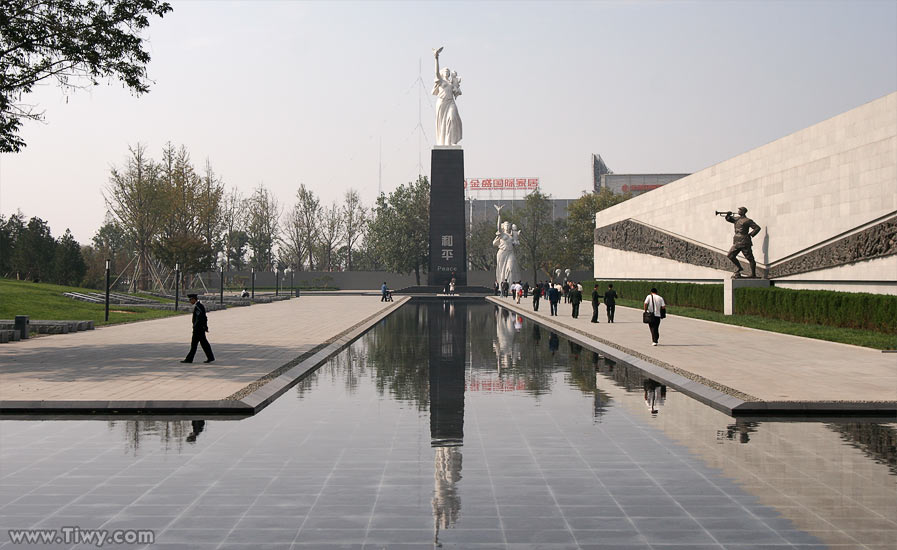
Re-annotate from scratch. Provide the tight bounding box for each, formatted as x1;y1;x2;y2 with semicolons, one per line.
428;148;467;287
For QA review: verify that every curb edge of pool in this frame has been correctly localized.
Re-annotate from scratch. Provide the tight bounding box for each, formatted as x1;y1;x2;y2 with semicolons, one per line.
488;297;897;417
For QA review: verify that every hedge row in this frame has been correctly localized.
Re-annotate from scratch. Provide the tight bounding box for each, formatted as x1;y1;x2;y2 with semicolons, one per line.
735;286;897;333
581;279;896;334
582;280;723;312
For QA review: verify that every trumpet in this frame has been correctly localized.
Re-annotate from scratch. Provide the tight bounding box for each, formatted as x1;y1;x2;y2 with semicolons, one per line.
715;210;732;217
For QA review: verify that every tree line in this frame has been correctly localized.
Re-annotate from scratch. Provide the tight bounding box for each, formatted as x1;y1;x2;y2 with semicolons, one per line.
2;142;628;290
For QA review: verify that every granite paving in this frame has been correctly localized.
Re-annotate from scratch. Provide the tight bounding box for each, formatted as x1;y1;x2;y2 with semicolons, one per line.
487;296;896;406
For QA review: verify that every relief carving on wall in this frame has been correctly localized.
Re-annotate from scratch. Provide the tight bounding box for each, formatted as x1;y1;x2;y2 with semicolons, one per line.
768;215;897;278
594;215;897;279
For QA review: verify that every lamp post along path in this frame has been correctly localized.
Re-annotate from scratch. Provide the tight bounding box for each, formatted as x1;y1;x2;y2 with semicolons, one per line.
104;259;111;322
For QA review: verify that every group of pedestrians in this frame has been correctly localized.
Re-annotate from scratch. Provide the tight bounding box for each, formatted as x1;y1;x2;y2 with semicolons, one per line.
499;279;668;346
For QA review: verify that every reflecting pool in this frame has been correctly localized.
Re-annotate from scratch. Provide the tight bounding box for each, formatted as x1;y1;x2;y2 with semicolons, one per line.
1;302;895;549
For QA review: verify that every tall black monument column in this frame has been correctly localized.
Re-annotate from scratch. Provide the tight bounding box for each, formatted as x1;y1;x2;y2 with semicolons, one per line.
428;147;467;287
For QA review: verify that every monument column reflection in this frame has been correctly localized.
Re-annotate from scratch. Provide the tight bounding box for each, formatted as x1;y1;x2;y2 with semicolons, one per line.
428;301;467;544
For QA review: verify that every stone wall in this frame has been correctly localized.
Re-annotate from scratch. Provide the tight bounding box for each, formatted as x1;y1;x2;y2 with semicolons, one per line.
594;92;897;294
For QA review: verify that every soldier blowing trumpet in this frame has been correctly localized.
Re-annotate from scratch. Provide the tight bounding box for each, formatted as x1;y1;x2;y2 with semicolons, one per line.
716;207;762;278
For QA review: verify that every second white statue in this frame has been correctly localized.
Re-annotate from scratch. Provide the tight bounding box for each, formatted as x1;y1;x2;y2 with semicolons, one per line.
433;47;462;146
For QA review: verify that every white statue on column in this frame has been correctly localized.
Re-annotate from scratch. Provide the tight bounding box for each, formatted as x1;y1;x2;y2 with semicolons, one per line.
493;205;520;285
432;47;463;146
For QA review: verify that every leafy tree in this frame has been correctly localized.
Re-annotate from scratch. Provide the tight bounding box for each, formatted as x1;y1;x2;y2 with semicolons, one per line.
563;189;630;267
92;215;128;272
53;229;86;285
0;0;173;152
318;201;345;272
12;216;56;281
153;143;212;278
342;189;367;271
245;183;280;270
0;211;25;277
293;184;321;270
503;190;558;284
467;219;497;272
221;187;247;270
367;176;430;285
196;159;225;262
104;144;164;290
225;229;248;270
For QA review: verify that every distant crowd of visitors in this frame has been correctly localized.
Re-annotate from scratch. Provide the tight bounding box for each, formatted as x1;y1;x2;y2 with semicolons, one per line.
495;279;667;345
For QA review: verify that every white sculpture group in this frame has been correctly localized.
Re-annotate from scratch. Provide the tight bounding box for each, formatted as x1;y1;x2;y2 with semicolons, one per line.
433;47;462;146
493;205;520;285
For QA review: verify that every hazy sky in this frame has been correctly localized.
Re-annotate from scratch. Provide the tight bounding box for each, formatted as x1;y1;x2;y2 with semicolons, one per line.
1;0;895;243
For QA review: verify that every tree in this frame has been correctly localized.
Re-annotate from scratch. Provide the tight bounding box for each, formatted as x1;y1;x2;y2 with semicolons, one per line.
92;215;128;273
12;216;56;281
0;211;25;277
53;229;86;286
467;219;497;272
318;201;345;272
220;187;247;270
293;184;321;270
153;143;212;278
563;189;630;267
245;184;280;270
0;0;173;152
367;176;430;285
342;189;367;271
505;190;558;284
104;144;164;290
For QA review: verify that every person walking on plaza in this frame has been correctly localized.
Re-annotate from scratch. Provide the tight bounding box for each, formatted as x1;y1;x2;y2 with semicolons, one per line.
532;283;542;311
548;284;560;316
182;294;214;363
381;281;389;302
604;284;618;323
590;284;601;323
523;281;529;298
570;283;582;318
501;280;509;297
643;288;666;346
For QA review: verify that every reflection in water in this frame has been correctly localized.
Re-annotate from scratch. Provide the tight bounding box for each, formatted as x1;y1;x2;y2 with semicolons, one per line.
108;419;207;453
428;302;466;546
643;378;666;415
186;420;206;443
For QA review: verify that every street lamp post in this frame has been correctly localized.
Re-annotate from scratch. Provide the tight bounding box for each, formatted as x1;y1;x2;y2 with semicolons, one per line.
217;252;225;305
285;267;292;298
174;263;180;312
275;268;280;297
104;259;111;322
251;267;255;300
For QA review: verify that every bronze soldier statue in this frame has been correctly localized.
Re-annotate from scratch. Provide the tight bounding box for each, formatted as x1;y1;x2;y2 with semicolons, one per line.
720;206;762;278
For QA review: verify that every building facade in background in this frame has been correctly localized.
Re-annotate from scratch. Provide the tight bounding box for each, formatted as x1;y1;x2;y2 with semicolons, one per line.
591;153;690;196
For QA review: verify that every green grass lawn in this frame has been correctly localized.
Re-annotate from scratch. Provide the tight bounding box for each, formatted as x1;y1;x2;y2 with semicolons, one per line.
613;297;896;350
0;278;185;327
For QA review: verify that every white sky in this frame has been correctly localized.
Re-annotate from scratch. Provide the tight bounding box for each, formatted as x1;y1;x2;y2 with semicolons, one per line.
1;0;895;243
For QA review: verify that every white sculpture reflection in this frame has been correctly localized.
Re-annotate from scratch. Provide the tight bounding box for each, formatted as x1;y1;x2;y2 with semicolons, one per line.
493;308;521;372
493;205;521;286
432;47;463;146
432;446;462;545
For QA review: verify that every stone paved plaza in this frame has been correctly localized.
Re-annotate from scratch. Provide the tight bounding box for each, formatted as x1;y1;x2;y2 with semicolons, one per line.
486;296;896;407
0;296;406;403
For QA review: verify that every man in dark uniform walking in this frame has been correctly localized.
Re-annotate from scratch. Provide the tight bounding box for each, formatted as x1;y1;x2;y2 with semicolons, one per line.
590;284;601;323
181;293;214;364
570;283;582;318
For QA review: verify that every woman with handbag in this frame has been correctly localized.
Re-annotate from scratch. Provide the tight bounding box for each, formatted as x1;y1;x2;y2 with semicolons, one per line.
643;288;666;346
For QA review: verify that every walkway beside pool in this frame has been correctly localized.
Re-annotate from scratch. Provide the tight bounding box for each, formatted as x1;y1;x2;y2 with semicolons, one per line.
487;296;896;414
0;296;408;414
